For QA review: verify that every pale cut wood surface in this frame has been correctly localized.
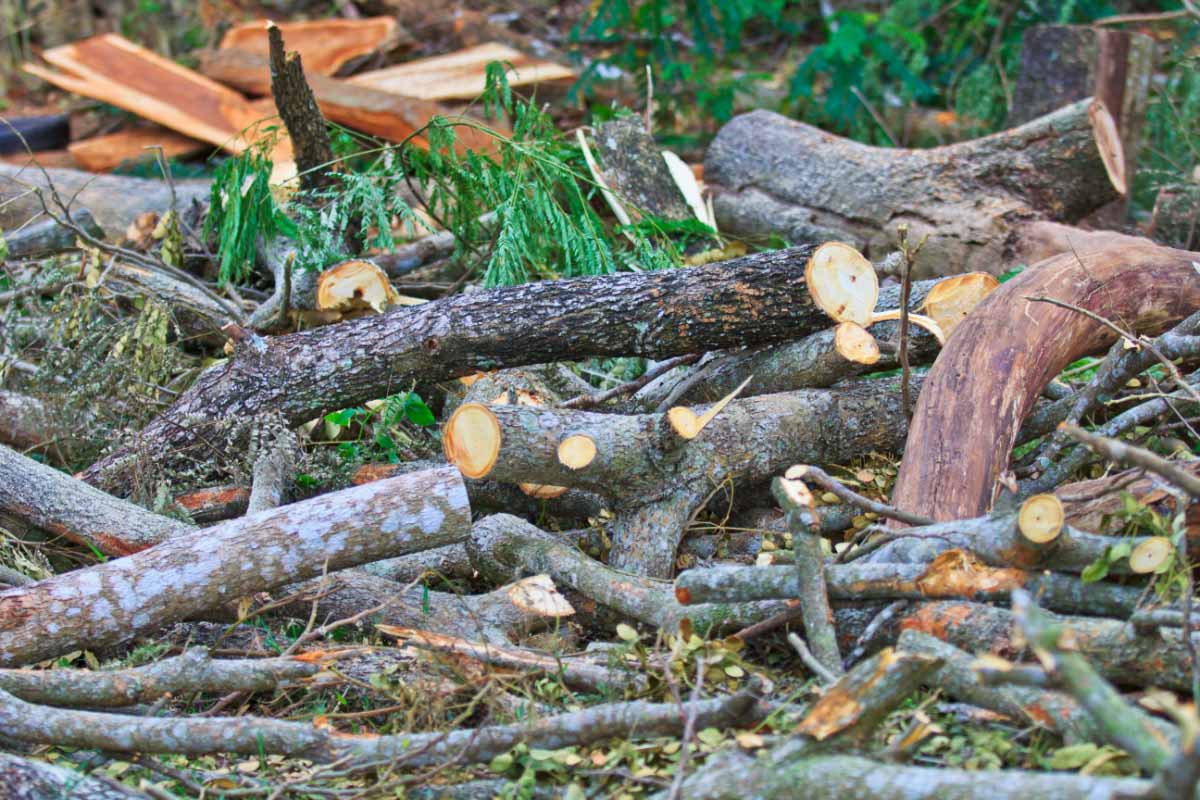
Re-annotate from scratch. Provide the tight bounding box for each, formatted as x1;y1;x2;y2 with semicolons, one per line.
350;42;574;100
220;16;403;76
68;125;208;172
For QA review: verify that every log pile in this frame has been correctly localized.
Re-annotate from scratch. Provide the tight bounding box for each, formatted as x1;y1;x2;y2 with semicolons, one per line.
2;12;1200;800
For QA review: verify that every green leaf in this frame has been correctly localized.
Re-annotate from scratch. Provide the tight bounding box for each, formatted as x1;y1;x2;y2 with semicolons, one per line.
616;623;639;642
402;393;436;426
324;408;362;427
1048;743;1100;770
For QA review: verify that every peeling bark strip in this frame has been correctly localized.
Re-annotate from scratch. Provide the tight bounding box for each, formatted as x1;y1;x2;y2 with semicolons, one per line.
0;466;469;667
706;98;1122;278
84;246;840;489
0;684;763;765
892;242;1200;523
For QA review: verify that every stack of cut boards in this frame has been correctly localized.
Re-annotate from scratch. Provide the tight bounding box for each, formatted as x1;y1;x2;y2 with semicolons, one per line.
23;18;574;181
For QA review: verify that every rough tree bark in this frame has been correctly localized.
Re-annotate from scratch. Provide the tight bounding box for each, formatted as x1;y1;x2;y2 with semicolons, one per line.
705;98;1124;277
0;466;469;666
82;246;857;490
891;242;1200;522
445;379;912;577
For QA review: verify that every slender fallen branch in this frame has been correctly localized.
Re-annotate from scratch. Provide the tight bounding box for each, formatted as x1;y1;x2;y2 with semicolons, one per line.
1005;589;1175;773
0;647;317;707
1059;423;1200;498
0;682;766;766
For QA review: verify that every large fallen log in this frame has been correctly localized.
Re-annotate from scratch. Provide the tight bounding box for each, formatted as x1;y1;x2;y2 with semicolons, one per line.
82;245;859;489
0;465;469;666
706;98;1125;277
892;241;1200;522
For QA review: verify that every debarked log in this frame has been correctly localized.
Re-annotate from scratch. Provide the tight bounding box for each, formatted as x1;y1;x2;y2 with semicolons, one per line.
445;379;912;577
0;465;469;666
705;98;1125;278
892;241;1200;523
83;245;862;490
674;549;1143;617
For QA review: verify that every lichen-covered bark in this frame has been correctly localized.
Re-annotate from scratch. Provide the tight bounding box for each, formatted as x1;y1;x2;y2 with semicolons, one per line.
706;99;1118;277
594;115;692;221
83;246;830;490
891;242;1200;522
0;752;144;800
0;443;192;555
0;648;316;707
0;466;469;666
0;163;209;237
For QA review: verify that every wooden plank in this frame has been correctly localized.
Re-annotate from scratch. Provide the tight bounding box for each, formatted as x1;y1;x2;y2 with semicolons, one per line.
202;48;504;154
220;17;404;76
24;34;295;182
68;126;209;172
349;42;575;100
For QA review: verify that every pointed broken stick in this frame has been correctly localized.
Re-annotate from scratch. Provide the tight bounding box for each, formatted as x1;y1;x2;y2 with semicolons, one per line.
667;375;753;439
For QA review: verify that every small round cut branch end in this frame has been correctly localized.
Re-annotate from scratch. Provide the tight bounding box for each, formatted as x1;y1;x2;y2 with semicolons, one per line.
316;259;400;313
806;242;879;326
443;403;501;479
558;434;597;470
1018;493;1064;544
834;322;881;364
1130;536;1174;574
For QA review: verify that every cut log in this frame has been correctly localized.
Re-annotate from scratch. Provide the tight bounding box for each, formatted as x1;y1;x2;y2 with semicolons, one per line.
1008;24;1155;206
891;242;1200;522
444;377;912;577
888;600;1200;692
0;465;469;666
219;17;404;76
0;163;209;239
0;443;192;556
706;98;1125;277
349;42;575;101
82;245;860;489
1129;536;1173;574
200;47;502;153
67;125;208;172
631;278;956;409
24;34;296;183
1016;494;1063;544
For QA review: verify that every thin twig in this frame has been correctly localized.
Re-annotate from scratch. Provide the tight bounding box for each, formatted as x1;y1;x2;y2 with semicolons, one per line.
562;353;699;409
797;465;934;526
787;632;839;684
1059;423;1200;498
